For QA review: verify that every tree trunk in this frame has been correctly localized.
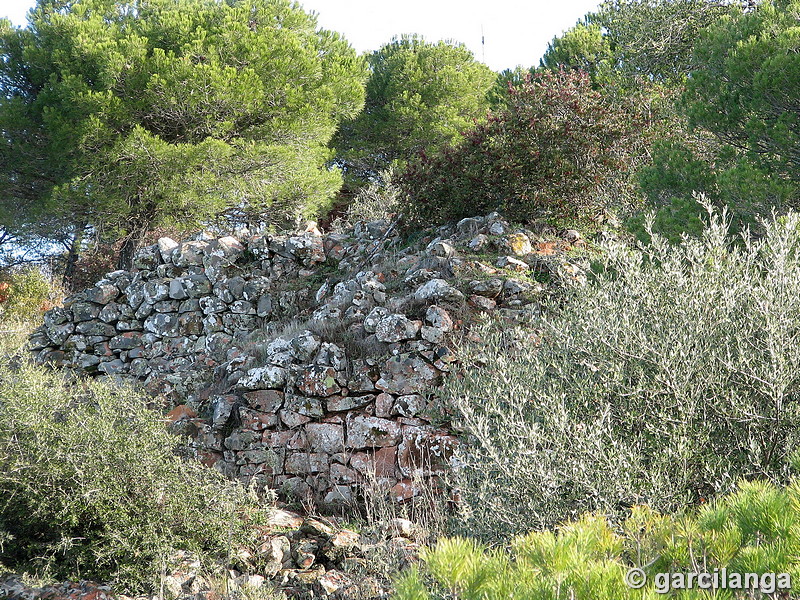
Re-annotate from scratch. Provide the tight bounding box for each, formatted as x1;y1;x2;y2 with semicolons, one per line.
62;221;87;292
117;226;148;271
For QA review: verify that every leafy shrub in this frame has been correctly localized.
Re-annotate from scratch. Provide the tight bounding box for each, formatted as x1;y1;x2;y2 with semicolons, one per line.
0;267;58;321
399;69;644;226
332;168;402;230
395;479;800;599
441;205;800;541
0;359;271;593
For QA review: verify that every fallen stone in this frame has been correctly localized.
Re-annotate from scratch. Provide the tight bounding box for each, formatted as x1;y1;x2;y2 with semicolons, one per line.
414;279;464;304
375;313;420;343
425;305;453;331
469;278;503;297
364;306;390;333
501;232;533;256
456;217;484;237
469;295;497;311
496;255;530;272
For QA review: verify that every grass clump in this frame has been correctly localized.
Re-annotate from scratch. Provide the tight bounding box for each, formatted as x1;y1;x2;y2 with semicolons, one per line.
0;354;272;594
395;479;800;600
442;203;800;541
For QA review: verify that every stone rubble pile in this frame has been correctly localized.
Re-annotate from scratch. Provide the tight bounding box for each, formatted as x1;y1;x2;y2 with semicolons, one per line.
0;509;422;599
29;212;588;505
155;510;423;600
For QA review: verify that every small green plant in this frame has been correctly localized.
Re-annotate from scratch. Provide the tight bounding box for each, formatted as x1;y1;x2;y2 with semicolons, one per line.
0;356;272;593
394;479;800;599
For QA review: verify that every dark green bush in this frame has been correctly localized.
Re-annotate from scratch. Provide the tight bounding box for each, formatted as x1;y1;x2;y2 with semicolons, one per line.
399;69;644;226
441;206;800;540
625;194;708;244
0;358;270;593
639;140;716;204
395;479;800;599
635;139;798;241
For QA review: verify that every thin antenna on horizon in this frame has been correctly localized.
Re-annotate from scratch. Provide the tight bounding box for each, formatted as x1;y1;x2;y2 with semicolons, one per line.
481;24;485;62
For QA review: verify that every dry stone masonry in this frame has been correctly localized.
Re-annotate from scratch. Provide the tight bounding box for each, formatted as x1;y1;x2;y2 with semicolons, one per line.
30;212;589;505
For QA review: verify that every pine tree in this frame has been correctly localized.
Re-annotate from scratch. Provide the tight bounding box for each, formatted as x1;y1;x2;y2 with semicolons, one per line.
0;0;367;268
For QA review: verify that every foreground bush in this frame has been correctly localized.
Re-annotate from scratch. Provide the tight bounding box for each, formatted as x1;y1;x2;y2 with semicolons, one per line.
395;479;800;599
443;205;800;540
399;69;644;226
0;357;270;592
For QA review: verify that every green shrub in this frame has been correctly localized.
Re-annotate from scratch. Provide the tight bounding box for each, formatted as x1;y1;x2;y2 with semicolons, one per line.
332;167;402;230
394;479;800;599
0;358;271;593
0;267;57;322
399;69;645;226
441;204;800;541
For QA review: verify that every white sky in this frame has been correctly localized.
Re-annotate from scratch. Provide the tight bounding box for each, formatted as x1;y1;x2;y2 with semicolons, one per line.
1;0;604;71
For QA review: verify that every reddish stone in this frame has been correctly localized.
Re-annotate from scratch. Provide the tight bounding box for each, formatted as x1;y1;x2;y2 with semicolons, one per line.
330;462;359;484
244;389;284;413
391;479;418;502
397;428;458;478
166;404;198;422
94;342;113;357
265;430;294;447
288;431;309;450
198;450;222;468
534;240;569;255
349;447;397;478
374;446;398;477
239;408;278;431
296;365;341;397
374;393;394;418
